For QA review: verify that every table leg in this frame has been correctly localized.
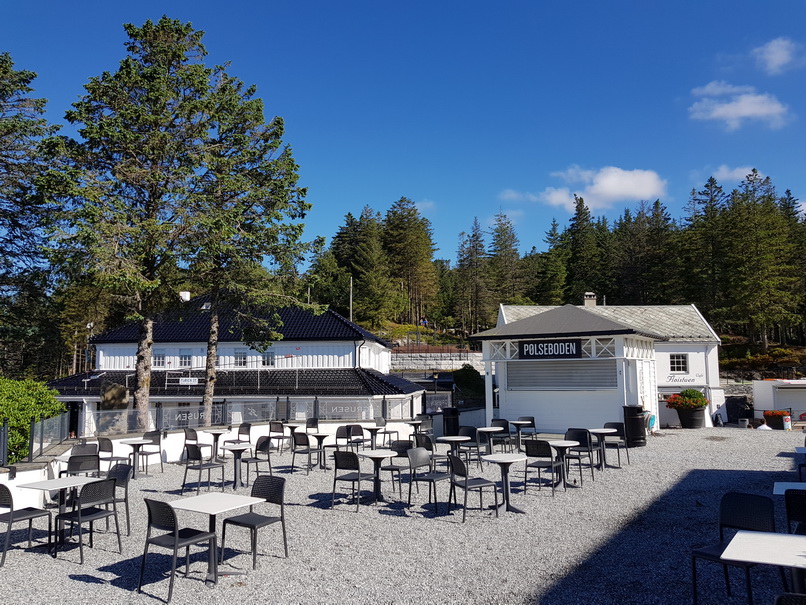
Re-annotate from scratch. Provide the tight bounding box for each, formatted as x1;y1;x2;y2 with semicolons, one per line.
211;435;220;461
131;446;141;480
498;463;525;514
373;459;383;504
206;514;218;584
597;436;607;471
515;427;523;452
232;452;243;489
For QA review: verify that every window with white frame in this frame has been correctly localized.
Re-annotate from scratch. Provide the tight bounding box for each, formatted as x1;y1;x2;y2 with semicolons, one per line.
669;354;688;373
178;348;193;368
261;351;275;367
234;349;249;367
153;349;166;368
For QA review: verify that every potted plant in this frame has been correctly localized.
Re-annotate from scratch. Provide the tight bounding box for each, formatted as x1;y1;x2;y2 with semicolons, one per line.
762;409;789;430
666;389;709;429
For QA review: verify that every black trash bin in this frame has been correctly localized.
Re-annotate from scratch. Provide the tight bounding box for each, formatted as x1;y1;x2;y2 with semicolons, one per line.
623;405;647;448
442;407;460;437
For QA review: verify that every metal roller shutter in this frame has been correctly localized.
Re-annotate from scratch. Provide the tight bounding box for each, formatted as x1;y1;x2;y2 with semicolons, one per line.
507;359;617;390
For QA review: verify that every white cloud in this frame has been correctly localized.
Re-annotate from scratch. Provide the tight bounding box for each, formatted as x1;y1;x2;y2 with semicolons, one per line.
713;164;761;182
752;37;800;75
415;199;436;213
500;165;667;213
688;81;789;130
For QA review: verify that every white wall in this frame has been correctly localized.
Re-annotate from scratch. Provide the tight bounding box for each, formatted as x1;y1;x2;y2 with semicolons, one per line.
499;388;626;433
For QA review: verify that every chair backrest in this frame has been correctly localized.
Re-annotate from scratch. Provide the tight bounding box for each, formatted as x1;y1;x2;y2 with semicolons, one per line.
238;422;251;438
185;443;204;462
419;416;433;431
97;437;115;454
719;491;776;538
524;439;554;459
334;425;350;442
407;447;431;472
77;478;115;508
784;489;806;532
458;426;477;440
184;427;200;443
517;416;536;429
603;421;626;439
66;454;100;475
412;433;434;452
306;417;319;432
144;497;178;534
374;416;387;427
293;431;310;447
254;435;272;454
333;450;360;471
270;421;284;433
72;443;98;456
143;430;161;446
565;428;592;447
107;464;133;490
447;453;468;478
349;424;364;438
491;418;510;432
388;439;412;458
251;475;285;506
0;483;13;510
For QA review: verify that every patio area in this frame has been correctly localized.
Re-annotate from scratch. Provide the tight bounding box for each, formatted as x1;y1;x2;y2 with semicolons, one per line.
0;426;803;604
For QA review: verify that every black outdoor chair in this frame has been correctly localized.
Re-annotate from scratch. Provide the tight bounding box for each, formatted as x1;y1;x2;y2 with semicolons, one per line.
106;463;133;536
447;453;499;523
692;491;787;605
59;454;101;478
268;421;290;454
347;424;369;451
407;446;450;514
564;428;596;484
53;478;122;565
322;425;351;462
71;443;98;456
331;451;373;512
138;498;217;603
374;416;399;447
290;432;323;475
181;444;225;494
242;435;273;485
98;437;128;472
137;430;164;474
489;418;513;453
776;594;806;605
182;427;212;462
517;416;538;441
380;439;413;499
412;433;448;470
784;488;806;535
457;425;484;468
0;483;51;567
523;439;563;496
305;417;319;434
603;421;630;466
224;422;252;457
220;475;288;569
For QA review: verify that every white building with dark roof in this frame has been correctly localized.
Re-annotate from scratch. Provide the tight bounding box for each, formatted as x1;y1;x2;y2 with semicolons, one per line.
470;297;722;432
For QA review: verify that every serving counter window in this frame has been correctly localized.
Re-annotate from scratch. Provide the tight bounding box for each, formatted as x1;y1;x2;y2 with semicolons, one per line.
507;359;618;390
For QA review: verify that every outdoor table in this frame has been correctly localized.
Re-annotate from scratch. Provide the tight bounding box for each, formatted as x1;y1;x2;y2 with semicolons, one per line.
773;482;806;495
283;422;305;441
310;433;331;469
221;443;252;490
120;438;152;479
357;448;397;503
204;428;230;460
19;475;100;547
170;492;264;582
477;426;504;456
588;428;617;471
436;435;471;457
482;453;527;514
508;420;531;452
405;420;423;434
722;530;806;592
363;426;382;449
547;439;579;489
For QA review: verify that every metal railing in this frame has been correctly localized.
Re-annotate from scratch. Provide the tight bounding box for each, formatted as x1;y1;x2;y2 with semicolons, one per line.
27;412;70;462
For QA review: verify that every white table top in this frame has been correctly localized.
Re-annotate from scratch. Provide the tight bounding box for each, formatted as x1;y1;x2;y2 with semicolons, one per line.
589;428;618;435
170;492;264;516
19;476;100;491
357;449;397;460
437;435;471;442
204;429;230;435
773;482;806;495
477;426;504;433
722;530;806;568
221;443;252;452
509;421;531;426
120;438;152;445
482;453;527;464
405;420;422;425
547;440;579;448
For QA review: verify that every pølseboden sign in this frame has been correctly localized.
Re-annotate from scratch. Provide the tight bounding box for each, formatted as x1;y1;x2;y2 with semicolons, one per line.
519;339;582;360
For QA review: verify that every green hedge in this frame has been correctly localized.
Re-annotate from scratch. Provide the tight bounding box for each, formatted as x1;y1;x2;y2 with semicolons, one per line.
0;378;65;463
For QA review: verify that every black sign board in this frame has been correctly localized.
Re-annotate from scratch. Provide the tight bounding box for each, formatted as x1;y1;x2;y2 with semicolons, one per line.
519;339;582;360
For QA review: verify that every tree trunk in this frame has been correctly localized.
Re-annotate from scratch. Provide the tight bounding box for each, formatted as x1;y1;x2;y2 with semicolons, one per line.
202;305;219;427
134;317;154;430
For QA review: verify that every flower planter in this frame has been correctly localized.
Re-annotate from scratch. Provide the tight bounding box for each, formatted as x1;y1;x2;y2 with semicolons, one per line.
765;415;785;430
675;407;706;429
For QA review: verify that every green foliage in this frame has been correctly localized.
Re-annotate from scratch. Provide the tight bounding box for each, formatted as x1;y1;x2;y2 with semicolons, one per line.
666;389;709;409
0;378;64;463
452;363;485;397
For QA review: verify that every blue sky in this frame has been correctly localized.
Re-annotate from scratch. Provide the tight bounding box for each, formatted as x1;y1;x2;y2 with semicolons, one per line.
3;2;805;262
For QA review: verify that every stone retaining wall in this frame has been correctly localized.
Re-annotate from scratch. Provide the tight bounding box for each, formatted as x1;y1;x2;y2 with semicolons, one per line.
390;352;484;372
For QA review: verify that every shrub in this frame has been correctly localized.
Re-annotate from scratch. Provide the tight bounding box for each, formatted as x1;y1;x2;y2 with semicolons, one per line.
666;389;709;410
0;378;65;463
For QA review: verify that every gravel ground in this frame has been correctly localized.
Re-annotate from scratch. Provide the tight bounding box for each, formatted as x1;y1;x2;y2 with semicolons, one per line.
2;427;804;605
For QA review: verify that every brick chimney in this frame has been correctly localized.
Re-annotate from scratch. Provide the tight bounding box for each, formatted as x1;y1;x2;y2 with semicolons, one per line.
583;292;597;307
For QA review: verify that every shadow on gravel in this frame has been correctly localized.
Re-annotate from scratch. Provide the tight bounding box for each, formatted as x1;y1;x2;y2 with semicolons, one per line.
532;467;796;605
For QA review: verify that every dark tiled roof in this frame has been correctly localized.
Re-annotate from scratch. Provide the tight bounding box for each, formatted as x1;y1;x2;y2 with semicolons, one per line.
48;368;422;399
92;298;389;347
